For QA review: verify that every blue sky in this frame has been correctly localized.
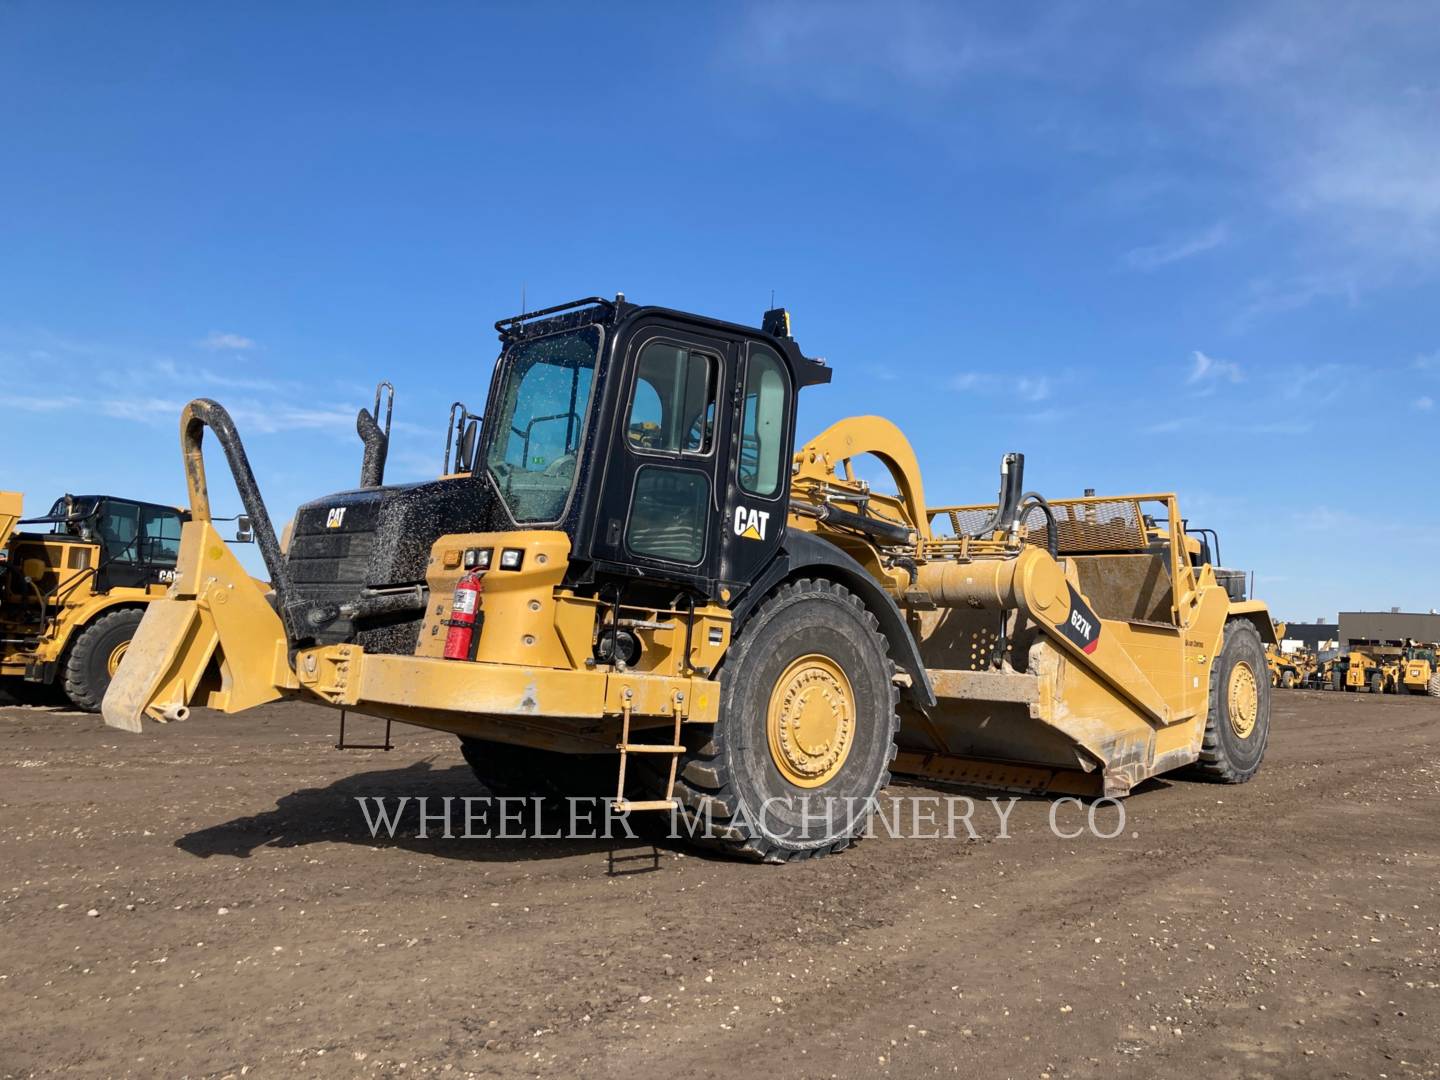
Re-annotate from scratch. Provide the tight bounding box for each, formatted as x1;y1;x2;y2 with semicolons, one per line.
1;2;1436;620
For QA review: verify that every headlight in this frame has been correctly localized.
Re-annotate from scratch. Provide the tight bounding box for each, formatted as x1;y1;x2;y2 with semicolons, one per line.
499;548;524;571
463;547;493;570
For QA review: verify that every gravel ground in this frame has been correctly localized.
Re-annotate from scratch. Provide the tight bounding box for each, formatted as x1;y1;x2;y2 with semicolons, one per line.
1;689;1437;1079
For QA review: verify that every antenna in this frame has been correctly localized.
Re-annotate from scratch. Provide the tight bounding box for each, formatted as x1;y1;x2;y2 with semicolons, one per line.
770;288;775;309
521;282;526;317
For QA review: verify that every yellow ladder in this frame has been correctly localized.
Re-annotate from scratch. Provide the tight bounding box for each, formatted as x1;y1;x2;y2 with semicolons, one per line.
611;689;684;813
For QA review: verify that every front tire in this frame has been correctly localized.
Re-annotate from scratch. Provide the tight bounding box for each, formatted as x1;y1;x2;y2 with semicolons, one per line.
62;608;145;712
1190;619;1270;783
673;579;900;863
1280;669;1296;689
1429;673;1440;699
1369;672;1383;694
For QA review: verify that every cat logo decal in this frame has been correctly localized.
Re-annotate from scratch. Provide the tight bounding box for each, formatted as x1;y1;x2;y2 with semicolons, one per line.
733;506;770;541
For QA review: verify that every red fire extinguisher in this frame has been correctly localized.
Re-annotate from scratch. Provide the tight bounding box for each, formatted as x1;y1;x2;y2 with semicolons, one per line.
443;570;484;661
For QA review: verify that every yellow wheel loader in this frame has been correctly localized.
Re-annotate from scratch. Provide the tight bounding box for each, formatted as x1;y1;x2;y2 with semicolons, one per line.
2;492;205;710
104;297;1276;862
1395;643;1440;697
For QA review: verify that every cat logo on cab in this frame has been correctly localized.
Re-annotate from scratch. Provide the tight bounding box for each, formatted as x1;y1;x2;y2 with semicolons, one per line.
326;507;347;529
733;506;770;541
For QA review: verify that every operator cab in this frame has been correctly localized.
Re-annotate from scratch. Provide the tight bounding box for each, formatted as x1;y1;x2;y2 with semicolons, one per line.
18;494;187;590
482;297;829;598
284;296;830;651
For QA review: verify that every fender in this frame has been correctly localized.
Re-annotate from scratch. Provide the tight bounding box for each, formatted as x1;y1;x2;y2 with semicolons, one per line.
1227;601;1279;646
39;597;151;676
731;530;936;710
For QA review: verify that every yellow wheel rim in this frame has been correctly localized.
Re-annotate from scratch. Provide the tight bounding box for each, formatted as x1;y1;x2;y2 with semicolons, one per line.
106;640;130;678
766;653;856;788
1228;661;1259;739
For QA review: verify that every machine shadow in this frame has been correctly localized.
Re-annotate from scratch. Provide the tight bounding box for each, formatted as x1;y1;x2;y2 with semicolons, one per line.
174;759;670;866
175;761;1179;867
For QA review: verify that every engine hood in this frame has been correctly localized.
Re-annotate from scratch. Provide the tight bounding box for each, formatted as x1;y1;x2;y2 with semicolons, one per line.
288;474;514;591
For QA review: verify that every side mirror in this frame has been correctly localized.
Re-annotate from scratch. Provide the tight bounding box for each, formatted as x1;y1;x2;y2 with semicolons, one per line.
458;419;480;473
235;515;254;544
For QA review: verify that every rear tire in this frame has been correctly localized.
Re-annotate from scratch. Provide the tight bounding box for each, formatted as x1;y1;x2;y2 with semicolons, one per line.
672;578;900;863
1190;619;1269;783
1369;672;1383;694
62;608;145;712
1280;669;1296;689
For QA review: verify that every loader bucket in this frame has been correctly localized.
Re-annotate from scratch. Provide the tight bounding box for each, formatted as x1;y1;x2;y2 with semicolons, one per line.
102;518;291;730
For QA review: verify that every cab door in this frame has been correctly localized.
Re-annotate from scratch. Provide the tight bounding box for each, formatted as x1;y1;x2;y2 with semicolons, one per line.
717;339;793;590
591;325;733;588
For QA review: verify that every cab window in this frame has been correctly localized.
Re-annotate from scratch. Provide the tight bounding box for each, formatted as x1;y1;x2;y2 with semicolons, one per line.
140;507;183;566
626;467;709;565
738;344;788;497
485;327;600;523
627;342;718;455
98;501;141;561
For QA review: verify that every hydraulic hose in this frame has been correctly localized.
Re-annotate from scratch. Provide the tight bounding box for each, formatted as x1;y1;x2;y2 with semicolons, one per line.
1020;492;1059;558
790;500;917;546
961;452;1025;539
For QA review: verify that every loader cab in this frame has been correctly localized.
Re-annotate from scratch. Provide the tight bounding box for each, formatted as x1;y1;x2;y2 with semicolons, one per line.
27;495;186;591
481;298;831;602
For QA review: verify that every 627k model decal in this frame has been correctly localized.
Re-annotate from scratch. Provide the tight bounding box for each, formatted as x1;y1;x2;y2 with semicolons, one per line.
1056;583;1101;654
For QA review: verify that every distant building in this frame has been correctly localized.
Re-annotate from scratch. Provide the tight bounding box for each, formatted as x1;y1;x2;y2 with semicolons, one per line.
1279;621;1338;651
1339;611;1440;647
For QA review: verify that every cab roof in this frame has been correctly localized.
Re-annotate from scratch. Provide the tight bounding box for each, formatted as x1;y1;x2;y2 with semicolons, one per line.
494;294;833;389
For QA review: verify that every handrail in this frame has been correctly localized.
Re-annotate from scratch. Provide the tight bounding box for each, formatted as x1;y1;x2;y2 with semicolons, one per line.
494;295;615;336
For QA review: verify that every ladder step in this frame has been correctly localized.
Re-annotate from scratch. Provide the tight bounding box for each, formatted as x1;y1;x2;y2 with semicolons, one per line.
617;743;685;753
611;798;678;812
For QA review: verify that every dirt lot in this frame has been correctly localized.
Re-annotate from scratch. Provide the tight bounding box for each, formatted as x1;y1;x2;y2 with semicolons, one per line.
1;690;1437;1080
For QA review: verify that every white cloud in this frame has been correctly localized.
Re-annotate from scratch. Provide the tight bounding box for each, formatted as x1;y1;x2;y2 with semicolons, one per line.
9;394;79;413
948;371;1056;401
1016;375;1051;402
12;393;187;424
1124;224;1230;270
1416;350;1439;371
1142;418;1190;435
728;3;1070;104
198;369;286;393
99;398;185;423
198;331;257;351
223;401;359;436
1416;396;1435;411
1177;3;1440;274
1187;350;1244;391
1279;361;1345;403
727;2;1440;313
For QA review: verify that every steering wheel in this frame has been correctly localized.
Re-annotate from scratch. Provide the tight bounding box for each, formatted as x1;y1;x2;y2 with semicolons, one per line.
543;454;576;478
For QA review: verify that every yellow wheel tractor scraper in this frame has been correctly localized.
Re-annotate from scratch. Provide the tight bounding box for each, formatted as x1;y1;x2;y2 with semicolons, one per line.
104;297;1277;862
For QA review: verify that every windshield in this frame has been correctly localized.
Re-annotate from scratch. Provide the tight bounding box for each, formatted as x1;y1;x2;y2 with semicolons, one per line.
486;327;600;523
